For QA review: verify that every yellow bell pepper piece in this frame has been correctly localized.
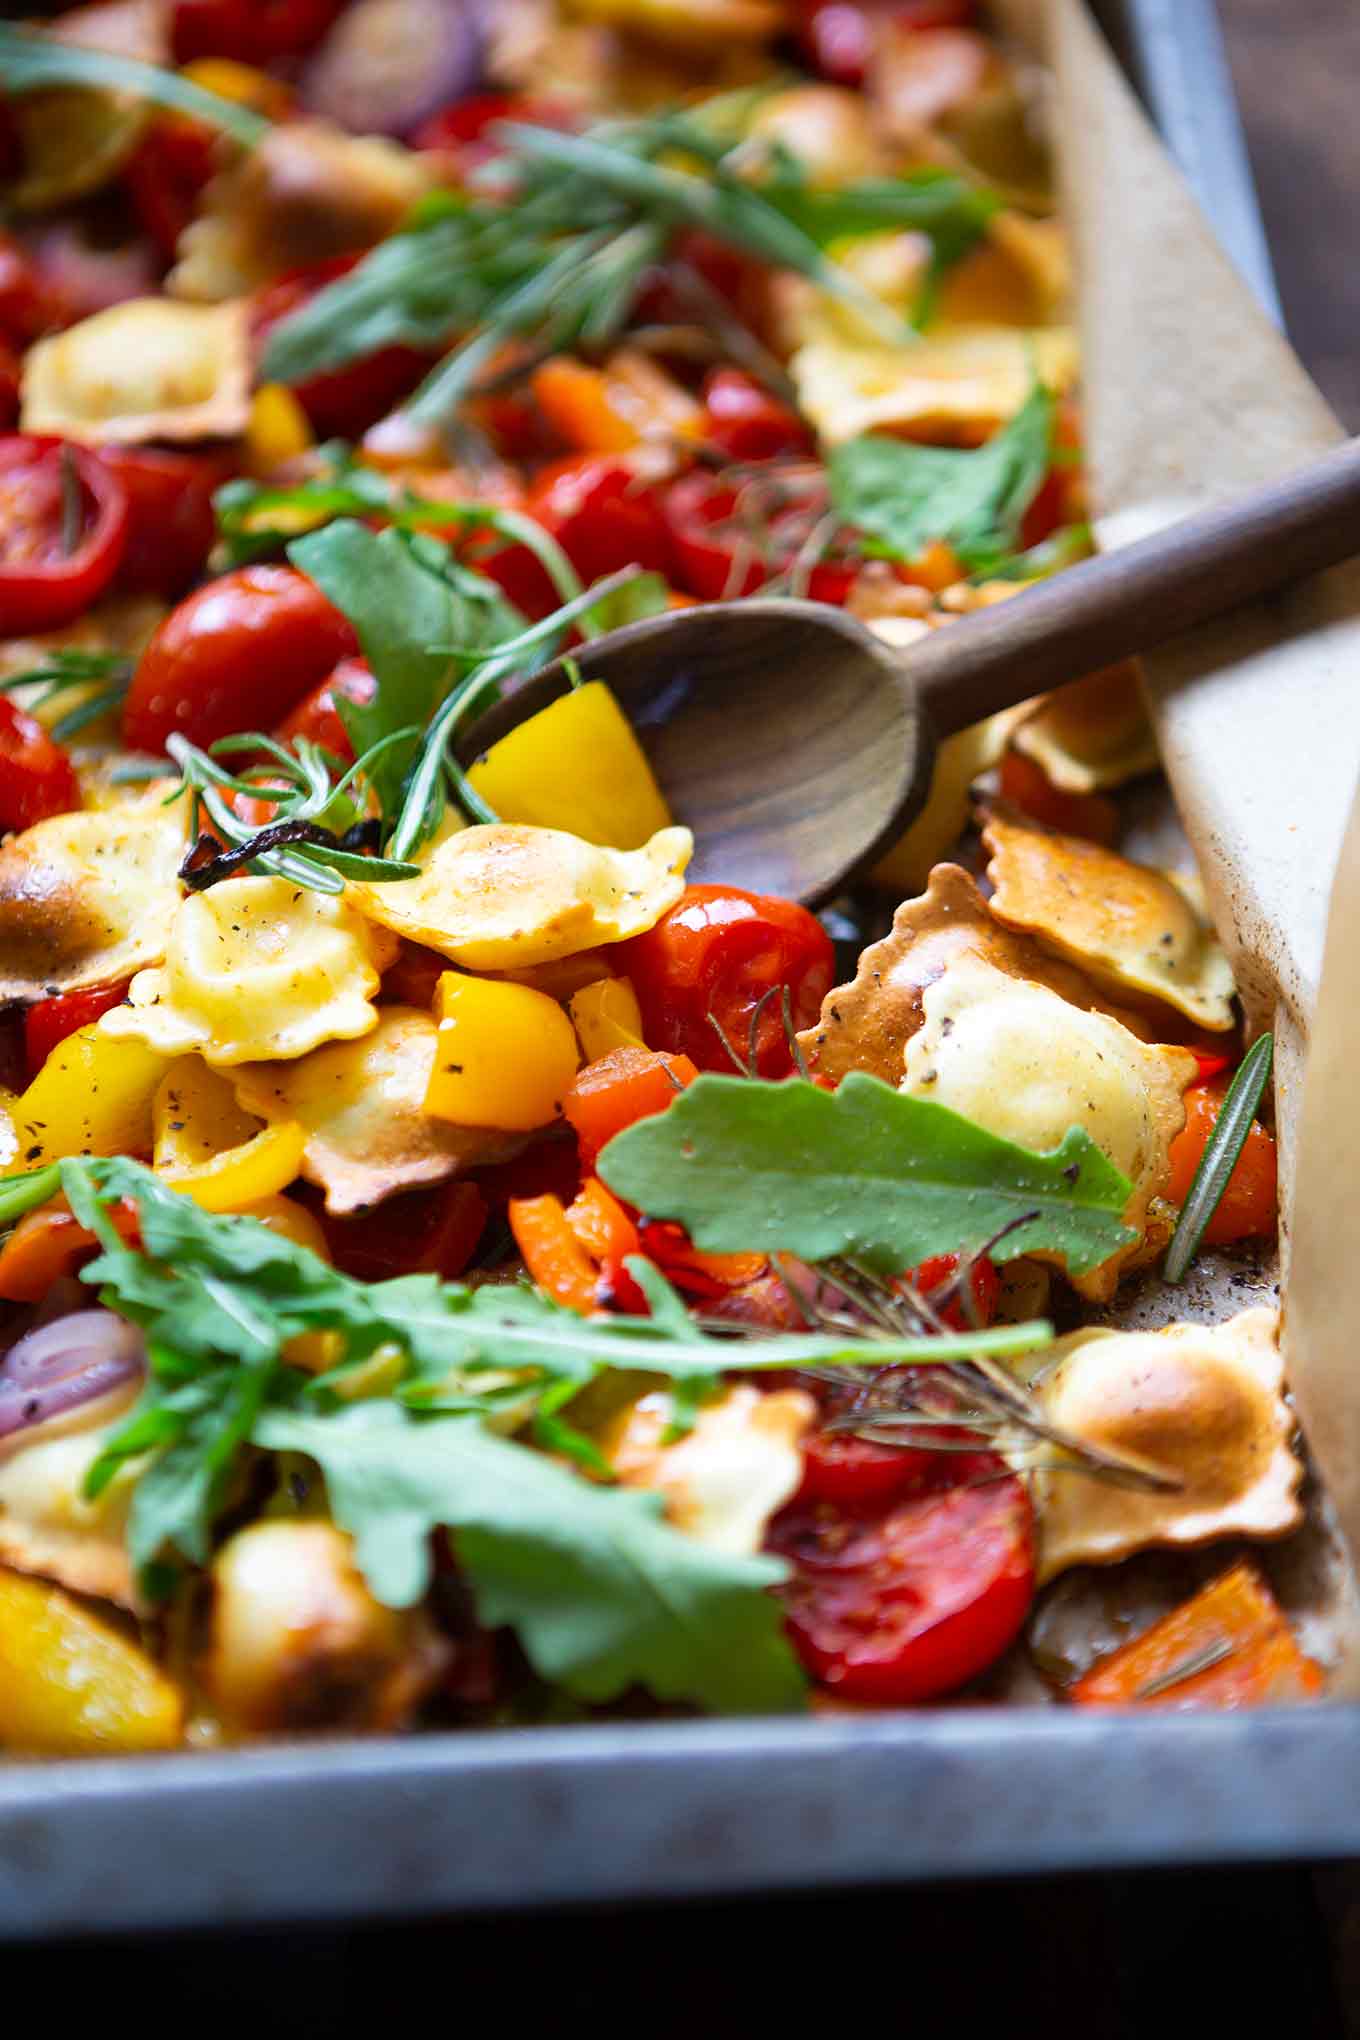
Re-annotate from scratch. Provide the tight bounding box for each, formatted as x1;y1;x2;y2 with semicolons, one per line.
5;1024;169;1171
178;58;294;120
426;973;580;1132
245;382;314;477
570;975;646;1059
466;681;672;850
0;1567;183;1756
159;1121;308;1213
153;1056;260;1173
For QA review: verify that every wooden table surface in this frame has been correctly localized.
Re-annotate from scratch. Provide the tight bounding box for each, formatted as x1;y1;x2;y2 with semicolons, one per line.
1218;0;1360;428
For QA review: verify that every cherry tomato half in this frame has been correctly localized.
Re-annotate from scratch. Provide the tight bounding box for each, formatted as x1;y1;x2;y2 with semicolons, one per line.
99;446;232;600
24;979;131;1081
617;884;835;1078
483;456;672;619
171;0;343;64
121;565;359;755
252;260;434;441
0;696;80;833
274;655;377;761
770;1451;1034;1703
701;368;813;464
0;343;19;433
662;469;858;605
0;437;128;637
0;234;50;350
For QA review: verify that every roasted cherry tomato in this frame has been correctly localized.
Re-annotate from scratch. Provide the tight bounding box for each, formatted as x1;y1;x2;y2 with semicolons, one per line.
24;980;131;1081
122;115;221;262
99;446;231;600
701;369;813;463
171;0;343;63
797;0;976;88
0;696;80;833
412;94;576;165
1167;1079;1278;1245
321;1180;488;1283
796;1428;936;1512
484;456;672;618
0;343;19;433
0;437;129;637
122;565;359;755
617;884;836;1079
274;655;377;762
995;750;1119;846
770;1450;1035;1703
251;260;434;441
0;234;49;350
662;469;858;605
908;1250;1001;1331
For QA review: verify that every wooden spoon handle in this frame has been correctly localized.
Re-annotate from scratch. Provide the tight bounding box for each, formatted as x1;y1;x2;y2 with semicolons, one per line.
909;435;1360;736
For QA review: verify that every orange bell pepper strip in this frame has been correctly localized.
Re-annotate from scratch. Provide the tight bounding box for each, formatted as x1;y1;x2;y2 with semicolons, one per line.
564;1176;639;1265
532;351;704;455
1167;1078;1278;1244
563;1045;698;1170
1071;1561;1323;1710
0;1196;139;1303
996;750;1120;846
509;1192;601;1316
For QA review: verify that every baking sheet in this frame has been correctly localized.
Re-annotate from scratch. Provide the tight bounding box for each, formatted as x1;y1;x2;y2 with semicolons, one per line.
5;0;1360;1931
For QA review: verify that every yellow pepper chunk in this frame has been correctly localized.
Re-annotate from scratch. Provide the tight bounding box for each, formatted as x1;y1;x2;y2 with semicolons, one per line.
3;1024;169;1171
570;975;646;1059
0;1567;183;1756
154;1055;260;1173
466;682;672;850
426;973;580;1132
158;1120;308;1213
245;382;314;477
179;59;294;120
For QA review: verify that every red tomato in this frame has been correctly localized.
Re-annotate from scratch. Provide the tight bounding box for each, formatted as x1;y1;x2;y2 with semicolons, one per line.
412;94;576;165
251;260;434;441
99;446;231;600
770;1451;1035;1703
0;437;129;637
797;0;975;87
122;565;359;755
483;456;672;618
0;343;19;432
24;979;131;1080
662;470;858;605
122;116;221;262
0;235;49;350
321;1180;488;1282
909;1250;1000;1331
274;655;377;761
617;884;835;1079
701;369;813;463
1166;1079;1277;1245
171;0;342;63
796;1428;935;1511
0;697;80;833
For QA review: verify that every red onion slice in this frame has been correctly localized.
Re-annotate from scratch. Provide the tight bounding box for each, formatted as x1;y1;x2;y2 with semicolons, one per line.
300;0;484;140
0;1310;145;1441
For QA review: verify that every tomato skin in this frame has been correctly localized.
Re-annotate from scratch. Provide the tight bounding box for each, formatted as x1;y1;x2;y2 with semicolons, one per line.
1167;1079;1278;1245
0;437;129;637
412;94;576;165
771;1452;1035;1703
99;446;231;600
796;1430;936;1512
123;116;221;262
662;470;857;605
0;343;19;433
702;369;813;464
995;750;1119;846
273;655;376;761
171;0;342;63
251;261;433;441
122;565;359;756
485;456;671;618
617;884;836;1079
0;696;80;833
23;980;131;1081
908;1250;1000;1331
321;1179;488;1283
0;235;49;350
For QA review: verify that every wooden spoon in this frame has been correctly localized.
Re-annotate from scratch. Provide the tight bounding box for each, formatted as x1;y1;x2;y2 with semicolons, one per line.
460;436;1360;903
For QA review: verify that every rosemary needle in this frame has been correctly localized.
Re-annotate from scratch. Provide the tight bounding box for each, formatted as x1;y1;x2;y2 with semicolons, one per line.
1164;1032;1274;1283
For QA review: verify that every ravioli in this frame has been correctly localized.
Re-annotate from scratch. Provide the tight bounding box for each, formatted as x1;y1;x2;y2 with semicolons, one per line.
102;876;395;1066
790;317;1079;445
0;807;185;1004
601;1384;815;1555
1010;661;1160;794
347;823;692;971
798;862;1154;1089
1030;1308;1303;1582
233;1007;518;1215
982;805;1237;1031
170;122;434;301
21;297;251;445
901;952;1196;1299
0;1405;141;1611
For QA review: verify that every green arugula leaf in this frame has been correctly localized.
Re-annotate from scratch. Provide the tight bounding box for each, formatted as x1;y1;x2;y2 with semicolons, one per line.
256;1402;807;1713
597;1070;1137;1277
760;163;997;271
828;379;1054;570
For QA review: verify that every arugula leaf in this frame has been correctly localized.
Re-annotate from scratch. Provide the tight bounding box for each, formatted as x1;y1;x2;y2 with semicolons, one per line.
257;1403;805;1713
829;380;1054;571
761;164;997;272
598;1071;1137;1277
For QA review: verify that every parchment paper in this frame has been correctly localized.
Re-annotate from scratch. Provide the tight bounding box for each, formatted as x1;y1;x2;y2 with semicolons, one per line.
994;0;1360;1689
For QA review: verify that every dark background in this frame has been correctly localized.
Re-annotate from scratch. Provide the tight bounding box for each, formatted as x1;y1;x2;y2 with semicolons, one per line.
8;5;1360;2030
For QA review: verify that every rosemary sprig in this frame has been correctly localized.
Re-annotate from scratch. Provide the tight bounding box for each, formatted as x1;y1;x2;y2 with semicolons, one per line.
0;24;271;147
1134;1637;1237;1699
1164;1033;1274;1283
